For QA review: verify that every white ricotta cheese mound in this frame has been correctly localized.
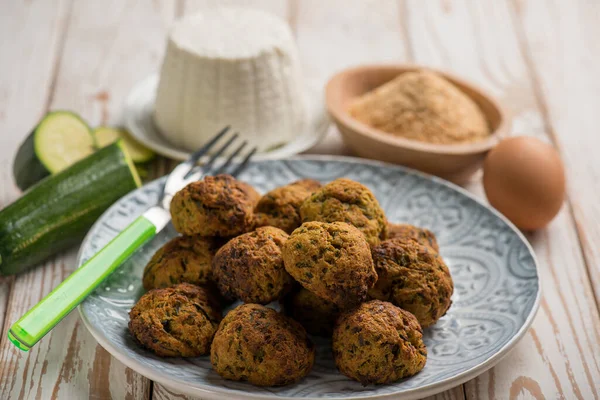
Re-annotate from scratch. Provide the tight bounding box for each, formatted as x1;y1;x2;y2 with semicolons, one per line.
154;8;307;153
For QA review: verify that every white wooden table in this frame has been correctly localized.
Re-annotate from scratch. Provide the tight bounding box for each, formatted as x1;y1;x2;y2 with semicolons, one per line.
1;1;599;399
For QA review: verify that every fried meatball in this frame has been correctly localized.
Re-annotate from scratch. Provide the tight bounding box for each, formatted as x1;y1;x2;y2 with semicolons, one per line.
142;235;221;291
333;300;426;385
213;227;293;304
387;222;439;252
282;287;340;336
369;238;453;328
170;174;258;237
211;304;315;386
239;181;261;207
255;179;322;234
282;221;377;308
300;178;387;246
128;283;221;357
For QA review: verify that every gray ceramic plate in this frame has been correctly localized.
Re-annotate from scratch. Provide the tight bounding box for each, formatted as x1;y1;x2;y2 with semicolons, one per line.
78;156;540;400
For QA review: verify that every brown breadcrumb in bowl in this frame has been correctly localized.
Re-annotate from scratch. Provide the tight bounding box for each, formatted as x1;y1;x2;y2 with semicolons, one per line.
333;300;427;385
348;70;490;145
282;221;377;309
300;178;387;246
387;223;439;252
212;226;293;304
255;179;322;234
128;283;222;357
281;287;341;336
142;235;221;290
210;304;315;386
170;174;259;237
369;238;453;328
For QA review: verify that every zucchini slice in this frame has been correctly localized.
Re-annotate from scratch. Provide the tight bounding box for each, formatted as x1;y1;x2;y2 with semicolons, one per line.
13;111;95;191
94;127;155;163
0;141;141;276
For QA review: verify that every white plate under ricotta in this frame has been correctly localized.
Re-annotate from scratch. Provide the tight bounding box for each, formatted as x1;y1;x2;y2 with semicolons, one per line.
124;75;330;161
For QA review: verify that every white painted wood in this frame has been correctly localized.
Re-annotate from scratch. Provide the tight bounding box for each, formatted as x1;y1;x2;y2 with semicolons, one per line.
514;0;600;316
183;0;288;18
0;0;177;399
294;0;409;156
50;0;177;127
403;1;600;398
0;0;72;393
0;0;71;168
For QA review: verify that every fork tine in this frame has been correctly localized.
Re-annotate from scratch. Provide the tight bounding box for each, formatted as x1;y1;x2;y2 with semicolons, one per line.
187;125;231;164
230;146;257;177
196;132;240;174
212;140;248;175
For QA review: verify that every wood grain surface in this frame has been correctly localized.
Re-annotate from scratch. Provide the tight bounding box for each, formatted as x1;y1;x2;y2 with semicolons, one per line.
1;0;599;399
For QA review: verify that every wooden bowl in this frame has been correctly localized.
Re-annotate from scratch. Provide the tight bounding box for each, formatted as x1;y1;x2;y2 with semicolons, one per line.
325;65;509;184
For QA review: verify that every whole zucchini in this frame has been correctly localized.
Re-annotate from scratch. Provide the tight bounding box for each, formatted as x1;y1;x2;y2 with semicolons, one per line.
0;141;141;275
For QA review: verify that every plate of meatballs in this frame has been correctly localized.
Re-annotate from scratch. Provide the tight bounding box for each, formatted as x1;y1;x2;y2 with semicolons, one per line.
77;156;540;399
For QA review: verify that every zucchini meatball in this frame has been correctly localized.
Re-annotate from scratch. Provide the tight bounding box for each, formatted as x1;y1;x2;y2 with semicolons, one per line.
142;235;221;290
170;174;258;237
387;222;439;252
333;300;427;385
282;221;377;309
128;283;221;357
369;238;453;328
210;304;315;386
212;227;293;304
282;287;341;336
300;178;387;246
255;179;321;233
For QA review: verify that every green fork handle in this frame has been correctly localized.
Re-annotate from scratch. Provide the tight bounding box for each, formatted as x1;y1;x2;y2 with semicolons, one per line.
8;215;157;351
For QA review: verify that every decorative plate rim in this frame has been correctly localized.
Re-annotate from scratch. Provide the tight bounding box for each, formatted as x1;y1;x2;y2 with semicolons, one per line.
77;155;541;400
123;75;331;162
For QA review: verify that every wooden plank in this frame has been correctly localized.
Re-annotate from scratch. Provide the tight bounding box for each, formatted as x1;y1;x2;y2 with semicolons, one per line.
513;0;600;319
294;0;410;156
183;0;288;16
50;0;177;126
0;0;72;389
0;0;71;161
0;0;178;399
403;0;600;398
152;384;196;400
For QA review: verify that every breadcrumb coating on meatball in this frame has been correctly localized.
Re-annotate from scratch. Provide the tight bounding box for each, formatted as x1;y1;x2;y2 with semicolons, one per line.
333;300;426;385
210;304;315;386
300;178;387;246
282;221;377;309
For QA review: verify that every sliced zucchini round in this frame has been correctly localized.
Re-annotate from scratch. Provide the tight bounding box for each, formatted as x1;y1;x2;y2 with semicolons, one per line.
94;127;155;163
13;111;95;191
34;111;95;173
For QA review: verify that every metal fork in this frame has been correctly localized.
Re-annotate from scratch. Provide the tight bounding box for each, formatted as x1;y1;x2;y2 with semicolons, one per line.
8;127;256;352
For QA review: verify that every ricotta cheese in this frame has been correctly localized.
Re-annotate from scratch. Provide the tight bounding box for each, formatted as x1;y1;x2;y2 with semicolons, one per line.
154;8;307;153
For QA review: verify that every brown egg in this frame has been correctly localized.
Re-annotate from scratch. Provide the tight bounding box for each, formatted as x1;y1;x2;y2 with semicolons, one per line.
483;136;565;230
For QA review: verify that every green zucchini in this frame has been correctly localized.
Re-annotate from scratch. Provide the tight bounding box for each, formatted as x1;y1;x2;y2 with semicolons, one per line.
13;111;95;191
0;141;141;276
94;126;155;163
